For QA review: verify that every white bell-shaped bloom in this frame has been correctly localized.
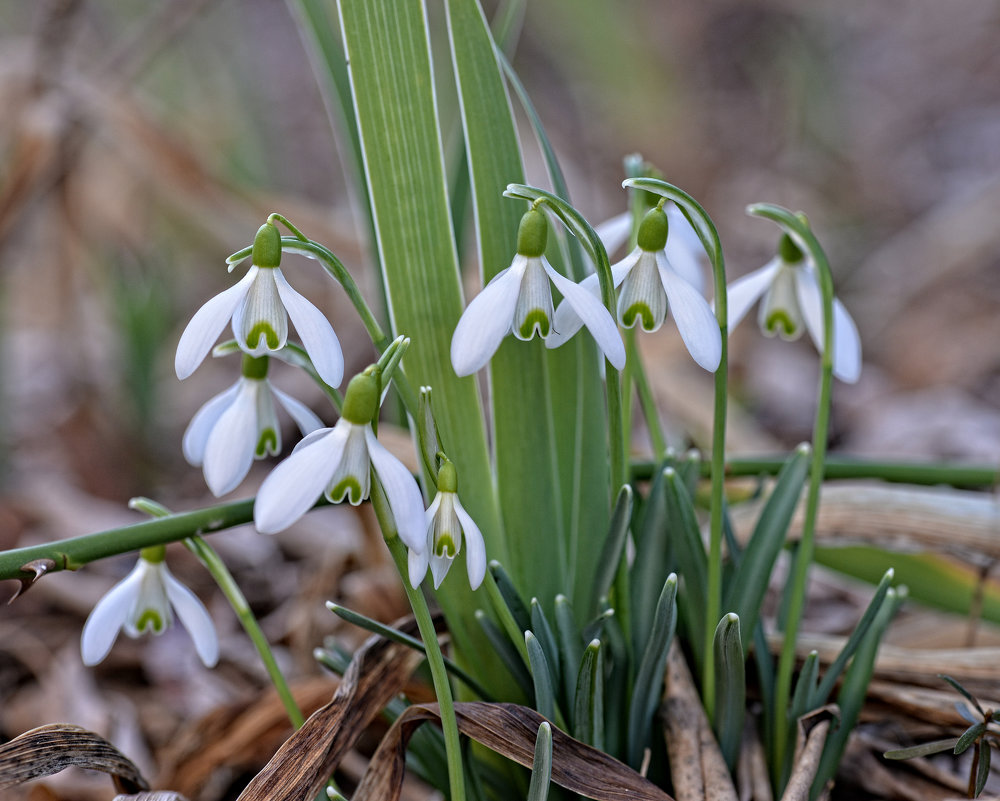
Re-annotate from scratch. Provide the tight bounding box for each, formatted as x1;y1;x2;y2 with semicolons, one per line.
450;209;625;376
182;356;323;497
408;460;485;590
727;237;861;383
81;556;218;667
253;373;425;552
550;206;722;372
175;222;344;388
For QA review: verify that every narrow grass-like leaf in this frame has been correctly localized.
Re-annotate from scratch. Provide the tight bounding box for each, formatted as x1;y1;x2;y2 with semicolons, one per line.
626;575;677;769
526;722;553;801
726;445;810;639
589;485;633;618
790;651;819;725
581;607;615;645
954;723;987;756
574;640;605;750
957;702;982;726
525;632;556;723
712;613;745;771
940;674;986;717
475;610;532;697
601;608;630;758
754;621;776;762
883;738;961;760
530;598;561;692
630;464;671;657
554;594;582;711
676;449;701;498
810;568;894;707
975;738;991;797
664;469;708;666
489;560;532;634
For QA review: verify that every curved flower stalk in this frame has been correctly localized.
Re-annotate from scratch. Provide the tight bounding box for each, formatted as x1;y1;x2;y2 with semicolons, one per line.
727;234;862;383
408;458;486;590
175;221;344;388
253;372;425;553
450;207;625;376
81;549;218;667
550;204;722;372
183;354;324;497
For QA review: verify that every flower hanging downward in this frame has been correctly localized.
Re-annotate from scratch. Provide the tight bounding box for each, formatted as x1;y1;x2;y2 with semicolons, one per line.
183;354;323;496
81;549;218;667
408;458;486;590
727;234;862;383
175;221;344;387
253;372;425;552
550;205;722;372
450;208;625;376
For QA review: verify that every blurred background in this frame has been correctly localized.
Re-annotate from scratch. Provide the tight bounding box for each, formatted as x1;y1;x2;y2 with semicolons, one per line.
1;1;999;799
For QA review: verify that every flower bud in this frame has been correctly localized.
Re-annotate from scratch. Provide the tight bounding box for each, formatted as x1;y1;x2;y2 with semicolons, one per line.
251;222;282;268
516;208;548;257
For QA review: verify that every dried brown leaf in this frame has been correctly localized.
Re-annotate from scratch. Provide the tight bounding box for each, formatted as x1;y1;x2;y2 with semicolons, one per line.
0;723;148;793
353;701;674;801
779;707;838;801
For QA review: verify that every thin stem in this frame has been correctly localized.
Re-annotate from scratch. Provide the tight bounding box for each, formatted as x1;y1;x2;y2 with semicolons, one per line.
628;330;667;461
186;535;305;729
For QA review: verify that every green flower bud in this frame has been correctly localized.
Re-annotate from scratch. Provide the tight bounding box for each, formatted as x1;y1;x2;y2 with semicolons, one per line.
251;222;282;269
437;457;458;493
636;206;669;252
341;372;378;425
779;233;804;264
516;208;548;257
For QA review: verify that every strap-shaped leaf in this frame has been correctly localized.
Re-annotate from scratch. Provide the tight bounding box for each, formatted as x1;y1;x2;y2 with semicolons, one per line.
554;594;582;714
530;598;562;693
789;650;819;725
975;738;991;797
574;640;605;749
883;738;960;760
712;613;745;771
630;463;672;657
489;560;532;634
589;485;633;618
664;468;708;665
475;610;533;697
525;631;556;722
526;722;553;801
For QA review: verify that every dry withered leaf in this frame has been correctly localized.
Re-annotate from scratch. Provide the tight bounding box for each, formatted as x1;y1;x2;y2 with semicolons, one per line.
353;702;674;801
780;707;838;801
0;723;148;793
113;794;189;801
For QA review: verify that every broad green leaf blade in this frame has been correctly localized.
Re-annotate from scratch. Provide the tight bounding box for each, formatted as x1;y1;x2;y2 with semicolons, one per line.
588;485;633;618
554;594;582;714
574;639;605;750
525;631;556;722
527;721;553;801
338;0;501;684
954;723;986;756
626;574;677;769
883;738;960;760
712;613;745;772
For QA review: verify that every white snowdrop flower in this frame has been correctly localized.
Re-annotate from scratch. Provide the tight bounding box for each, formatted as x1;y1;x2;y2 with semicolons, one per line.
183;355;323;496
408;458;485;590
727;234;861;383
175;221;344;387
81;552;218;667
550;205;722;372
253;372;425;552
450;208;625;376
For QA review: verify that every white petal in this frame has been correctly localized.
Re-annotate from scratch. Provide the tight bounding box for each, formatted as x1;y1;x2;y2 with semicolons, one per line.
274;269;345;388
182;381;242;466
233;269;288;356
664;236;706;297
80;563;144;666
542;259;626;369
666;204;703;253
365;427;426;552
162;566;219;667
796;267;863;383
408;545;429;588
272;386;324;437
175;268;257;379
203;379;259;496
595;211;633;256
450;257;528;376
725;259;782;331
254;424;347;534
454;496;486;590
656;253;722;372
430;551;455;589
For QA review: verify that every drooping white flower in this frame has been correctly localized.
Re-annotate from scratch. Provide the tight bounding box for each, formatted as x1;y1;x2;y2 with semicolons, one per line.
727;234;861;383
408;459;485;590
253;373;425;552
81;554;218;667
183;355;323;496
550;206;722;372
175;221;344;387
450;208;625;376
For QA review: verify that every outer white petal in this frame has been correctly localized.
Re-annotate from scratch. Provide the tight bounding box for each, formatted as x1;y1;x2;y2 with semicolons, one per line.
450;257;528;376
175;268;257;379
453;496;486;590
80;564;145;666
656;253;722;372
595;211;632;256
666;204;703;253
271;386;324;436
182;381;241;466
203;379;259;496
795;267;863;383
664;237;706;297
162;566;219;667
254;424;348;534
725;259;782;331
408;544;430;589
365;428;426;552
274;270;345;388
542;259;626;369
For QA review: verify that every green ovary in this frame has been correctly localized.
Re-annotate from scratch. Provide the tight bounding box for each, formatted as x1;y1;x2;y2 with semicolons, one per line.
256;428;278;457
246;321;280;350
621;302;655;331
329;476;363;505
765;310;797;337
518;310;550;339
135;609;165;634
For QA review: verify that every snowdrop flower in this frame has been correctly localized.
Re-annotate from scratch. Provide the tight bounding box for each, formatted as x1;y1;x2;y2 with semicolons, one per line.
727;234;861;383
254;372;425;552
550;205;722;372
81;550;218;667
450;208;625;376
175;221;344;387
183;354;323;496
408;458;485;590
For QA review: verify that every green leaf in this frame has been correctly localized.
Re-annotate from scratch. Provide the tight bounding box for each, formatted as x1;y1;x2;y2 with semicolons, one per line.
940;674;986;717
574;639;605;750
530;598;562;694
790;650;819;725
525;631;556;722
954;723;987;756
664;468;708;667
630;463;672;657
883;738;960;760
712;613;745;772
489;560;532;635
626;575;677;769
526;722;553;801
588;485;633;618
554;594;582;712
975;739;991;797
475;610;532;698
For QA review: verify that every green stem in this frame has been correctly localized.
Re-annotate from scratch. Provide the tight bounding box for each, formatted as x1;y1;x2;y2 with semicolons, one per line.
370;483;466;801
628;329;668;461
185;535;305;729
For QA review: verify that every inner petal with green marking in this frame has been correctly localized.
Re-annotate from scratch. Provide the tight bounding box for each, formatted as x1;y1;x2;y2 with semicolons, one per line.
239;269;288;354
512;258;554;341
617;251;667;332
758;265;803;341
256;428;279;457
135;608;165;634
